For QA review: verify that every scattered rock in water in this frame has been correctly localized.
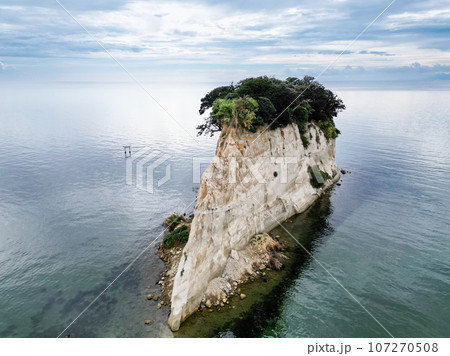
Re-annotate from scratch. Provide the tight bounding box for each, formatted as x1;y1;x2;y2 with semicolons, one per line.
147;294;153;300
158;214;291;326
340;169;347;174
337;183;341;186
144;320;152;325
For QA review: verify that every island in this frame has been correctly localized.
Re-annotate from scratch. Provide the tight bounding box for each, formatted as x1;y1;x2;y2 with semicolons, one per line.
156;76;345;331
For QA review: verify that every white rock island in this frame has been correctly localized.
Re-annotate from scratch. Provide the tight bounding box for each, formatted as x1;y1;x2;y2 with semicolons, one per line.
168;122;339;331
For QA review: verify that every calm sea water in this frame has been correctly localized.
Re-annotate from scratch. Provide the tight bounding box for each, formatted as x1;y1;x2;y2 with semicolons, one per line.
0;82;448;337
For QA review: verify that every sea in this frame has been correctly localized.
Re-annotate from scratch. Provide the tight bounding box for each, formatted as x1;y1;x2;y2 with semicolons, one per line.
0;81;448;337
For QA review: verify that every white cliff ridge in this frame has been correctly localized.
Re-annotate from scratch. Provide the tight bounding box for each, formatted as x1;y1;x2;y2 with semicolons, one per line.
168;122;339;331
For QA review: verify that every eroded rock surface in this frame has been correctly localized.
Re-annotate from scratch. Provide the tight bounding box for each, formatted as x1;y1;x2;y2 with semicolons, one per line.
168;123;339;330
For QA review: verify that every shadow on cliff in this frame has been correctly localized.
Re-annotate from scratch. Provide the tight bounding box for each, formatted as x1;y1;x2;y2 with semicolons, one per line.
173;189;335;338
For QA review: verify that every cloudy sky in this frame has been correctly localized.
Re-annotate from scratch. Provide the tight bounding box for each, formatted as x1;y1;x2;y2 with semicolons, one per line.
1;0;450;82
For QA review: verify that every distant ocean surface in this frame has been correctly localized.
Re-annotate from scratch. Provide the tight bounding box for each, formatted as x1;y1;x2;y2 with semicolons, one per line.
0;82;448;337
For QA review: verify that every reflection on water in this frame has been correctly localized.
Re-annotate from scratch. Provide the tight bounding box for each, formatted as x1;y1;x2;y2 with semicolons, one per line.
0;84;449;337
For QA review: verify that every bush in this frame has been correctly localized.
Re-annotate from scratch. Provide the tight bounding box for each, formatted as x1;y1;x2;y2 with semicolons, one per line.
308;166;331;188
163;214;185;231
199;85;235;115
210;96;259;133
301;134;310;148
318;119;340;139
257;96;277;122
163;225;190;248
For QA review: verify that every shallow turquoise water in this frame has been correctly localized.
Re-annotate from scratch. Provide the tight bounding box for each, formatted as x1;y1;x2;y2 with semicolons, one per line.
0;83;448;337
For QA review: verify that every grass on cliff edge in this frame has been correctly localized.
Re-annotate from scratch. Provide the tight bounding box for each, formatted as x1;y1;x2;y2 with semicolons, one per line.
163;214;185;232
163;225;190;248
162;214;191;248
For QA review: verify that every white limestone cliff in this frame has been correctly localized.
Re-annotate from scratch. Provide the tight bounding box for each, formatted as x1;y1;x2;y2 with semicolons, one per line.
168;122;339;330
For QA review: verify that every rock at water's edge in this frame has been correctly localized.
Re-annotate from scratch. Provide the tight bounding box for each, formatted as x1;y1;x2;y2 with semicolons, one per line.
168;123;339;331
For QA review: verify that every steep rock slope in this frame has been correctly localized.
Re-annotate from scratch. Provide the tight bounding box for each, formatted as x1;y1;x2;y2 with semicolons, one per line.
168;122;339;330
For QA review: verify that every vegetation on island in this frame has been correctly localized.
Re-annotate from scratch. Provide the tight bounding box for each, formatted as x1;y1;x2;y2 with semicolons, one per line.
196;76;345;142
308;166;332;188
163;225;190;248
162;214;192;248
163;214;185;230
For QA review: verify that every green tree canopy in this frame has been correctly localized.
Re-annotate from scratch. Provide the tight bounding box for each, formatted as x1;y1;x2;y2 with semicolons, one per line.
211;96;259;133
196;76;345;138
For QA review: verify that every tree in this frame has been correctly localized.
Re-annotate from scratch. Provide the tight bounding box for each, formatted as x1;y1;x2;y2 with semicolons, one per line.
210;96;259;134
199;85;235;115
196;76;345;137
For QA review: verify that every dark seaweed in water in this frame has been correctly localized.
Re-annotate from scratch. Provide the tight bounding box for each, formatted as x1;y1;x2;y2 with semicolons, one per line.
174;192;334;338
225;195;334;337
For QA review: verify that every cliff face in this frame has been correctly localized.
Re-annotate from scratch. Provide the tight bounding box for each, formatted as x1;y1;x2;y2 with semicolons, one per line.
168;122;339;330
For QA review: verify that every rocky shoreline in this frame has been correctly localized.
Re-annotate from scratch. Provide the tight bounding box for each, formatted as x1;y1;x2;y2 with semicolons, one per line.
156;221;289;313
144;166;343;332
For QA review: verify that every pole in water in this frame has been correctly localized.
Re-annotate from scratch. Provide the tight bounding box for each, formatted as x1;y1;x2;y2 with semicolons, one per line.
123;146;131;157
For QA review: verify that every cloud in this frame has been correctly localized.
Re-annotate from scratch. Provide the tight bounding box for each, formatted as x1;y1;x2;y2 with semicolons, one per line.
0;0;450;81
388;9;450;23
0;60;14;70
75;2;343;50
386;9;450;29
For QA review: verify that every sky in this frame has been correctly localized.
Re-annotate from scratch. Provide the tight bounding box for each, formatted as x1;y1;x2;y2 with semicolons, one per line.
1;0;450;82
